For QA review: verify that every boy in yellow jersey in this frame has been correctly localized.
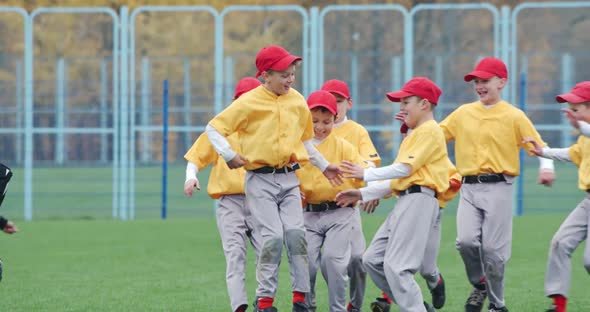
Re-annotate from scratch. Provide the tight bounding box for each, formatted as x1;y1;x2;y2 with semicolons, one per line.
206;45;342;312
296;90;366;312
320;79;381;312
368;113;461;312
439;57;555;312
523;81;590;312
184;77;262;312
336;77;449;312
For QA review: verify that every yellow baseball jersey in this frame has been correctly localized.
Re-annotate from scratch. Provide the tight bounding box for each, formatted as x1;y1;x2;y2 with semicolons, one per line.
438;161;462;208
390;120;450;195
440;100;546;176
332;120;381;166
208;85;313;171
297;134;365;204
568;135;590;191
184;133;245;199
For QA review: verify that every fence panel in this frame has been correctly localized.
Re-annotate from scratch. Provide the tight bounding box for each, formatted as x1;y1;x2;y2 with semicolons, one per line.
0;8;28;219
128;6;218;219
28;8;119;220
319;5;408;162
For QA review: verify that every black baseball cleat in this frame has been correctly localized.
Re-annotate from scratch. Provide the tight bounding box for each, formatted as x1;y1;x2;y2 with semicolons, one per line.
255;305;277;312
424;301;436;312
370;298;391;312
545;305;557;312
236;304;248;312
488;303;509;312
430;274;446;309
465;284;487;312
292;301;310;312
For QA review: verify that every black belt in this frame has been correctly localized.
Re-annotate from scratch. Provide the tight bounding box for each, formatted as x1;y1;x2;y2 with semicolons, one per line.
462;174;506;184
305;201;351;212
399;185;437;198
251;163;300;174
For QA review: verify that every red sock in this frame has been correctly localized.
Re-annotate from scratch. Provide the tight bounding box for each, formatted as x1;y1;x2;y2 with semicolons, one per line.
235;306;247;312
480;276;486;284
293;291;305;304
258;297;274;309
382;292;393;304
551;295;567;312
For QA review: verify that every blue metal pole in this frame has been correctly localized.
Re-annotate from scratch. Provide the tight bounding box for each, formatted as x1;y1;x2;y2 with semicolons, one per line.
161;79;169;220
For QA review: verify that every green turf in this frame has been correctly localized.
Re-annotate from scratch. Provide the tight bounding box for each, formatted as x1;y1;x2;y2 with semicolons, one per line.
1;214;588;311
0;161;584;221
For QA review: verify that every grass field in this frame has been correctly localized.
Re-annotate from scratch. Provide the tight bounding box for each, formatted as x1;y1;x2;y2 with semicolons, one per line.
1;214;588;311
0;161;584;221
0;161;588;310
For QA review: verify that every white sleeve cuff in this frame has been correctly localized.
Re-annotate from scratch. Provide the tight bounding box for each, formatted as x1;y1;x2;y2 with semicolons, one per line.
363;163;411;182
304;140;330;172
539;157;554;171
541;147;572;162
360;180;393;202
205;124;237;162
185;162;198;183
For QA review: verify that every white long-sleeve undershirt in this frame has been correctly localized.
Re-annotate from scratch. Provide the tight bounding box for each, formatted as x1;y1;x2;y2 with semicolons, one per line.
541;147;572;162
363;163;411;182
360;180;393;202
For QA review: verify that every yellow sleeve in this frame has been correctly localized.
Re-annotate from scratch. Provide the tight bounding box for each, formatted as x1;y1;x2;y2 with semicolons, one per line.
439;110;456;142
301;107;314;142
358;128;381;166
516;111;547;155
208;98;248;136
569;139;582;167
184;133;218;171
397;130;438;173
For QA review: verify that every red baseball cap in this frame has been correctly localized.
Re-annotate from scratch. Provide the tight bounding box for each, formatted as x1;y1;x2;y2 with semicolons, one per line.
556;81;590;104
464;57;508;82
233;77;261;100
255;45;302;78
307;90;337;115
386;77;442;105
321;79;351;100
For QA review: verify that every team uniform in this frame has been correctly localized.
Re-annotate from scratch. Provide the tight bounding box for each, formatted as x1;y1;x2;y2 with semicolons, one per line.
298;132;366;312
332;118;380;311
540;135;590;311
184;133;261;312
538;82;590;312
360;119;450;312
208;83;315;308
440;99;549;311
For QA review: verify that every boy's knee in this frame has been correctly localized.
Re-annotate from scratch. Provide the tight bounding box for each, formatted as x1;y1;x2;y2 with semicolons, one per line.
285;229;307;256
259;236;283;264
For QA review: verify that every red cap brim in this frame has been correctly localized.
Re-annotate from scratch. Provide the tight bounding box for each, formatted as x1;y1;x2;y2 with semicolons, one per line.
328;90;349;100
556;93;588;104
308;103;337;115
386;90;414;102
464;70;496;82
255;54;302;78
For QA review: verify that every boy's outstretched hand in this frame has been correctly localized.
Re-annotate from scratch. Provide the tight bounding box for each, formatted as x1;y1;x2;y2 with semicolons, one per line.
2;221;17;234
323;164;344;186
340;160;365;180
335;189;362;208
522;138;544;157
561;108;580;129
